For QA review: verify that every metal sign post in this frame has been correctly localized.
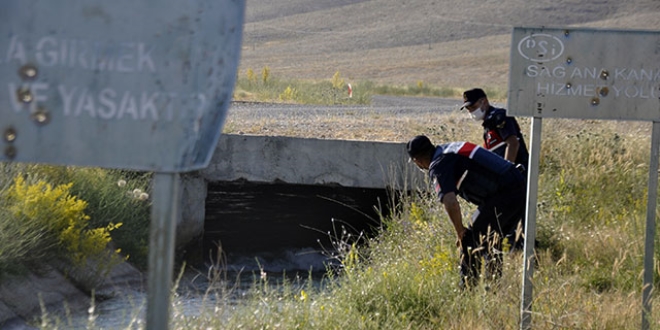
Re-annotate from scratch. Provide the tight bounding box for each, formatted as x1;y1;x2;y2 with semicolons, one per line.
642;122;660;329
1;2;245;329
520;117;542;330
508;26;660;330
147;173;179;329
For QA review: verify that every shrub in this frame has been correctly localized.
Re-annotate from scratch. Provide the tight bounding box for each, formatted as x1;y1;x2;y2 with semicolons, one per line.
235;69;371;105
41;167;152;270
279;85;299;102
0;165;152;271
0;200;60;277
246;68;256;84
331;71;345;90
2;176;123;275
262;66;270;84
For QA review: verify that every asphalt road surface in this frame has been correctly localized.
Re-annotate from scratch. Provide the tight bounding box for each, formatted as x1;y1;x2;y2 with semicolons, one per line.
229;95;463;115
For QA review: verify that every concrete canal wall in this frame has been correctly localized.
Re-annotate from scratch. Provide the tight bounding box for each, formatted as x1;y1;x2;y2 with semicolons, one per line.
176;134;426;257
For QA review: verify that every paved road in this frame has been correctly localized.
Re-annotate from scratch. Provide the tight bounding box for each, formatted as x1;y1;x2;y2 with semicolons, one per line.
229;95;463;115
370;95;463;110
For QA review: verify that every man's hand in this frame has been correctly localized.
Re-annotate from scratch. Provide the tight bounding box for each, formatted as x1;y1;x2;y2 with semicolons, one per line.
455;226;467;247
504;135;520;163
442;192;467;246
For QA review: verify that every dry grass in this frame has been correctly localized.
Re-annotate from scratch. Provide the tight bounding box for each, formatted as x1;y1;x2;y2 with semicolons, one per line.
239;0;660;89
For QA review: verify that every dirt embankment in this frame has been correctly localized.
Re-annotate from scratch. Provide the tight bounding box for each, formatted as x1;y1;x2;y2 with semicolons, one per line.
0;262;143;329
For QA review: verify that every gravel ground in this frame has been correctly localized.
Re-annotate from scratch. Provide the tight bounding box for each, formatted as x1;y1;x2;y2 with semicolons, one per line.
222;94;652;145
223;95;483;143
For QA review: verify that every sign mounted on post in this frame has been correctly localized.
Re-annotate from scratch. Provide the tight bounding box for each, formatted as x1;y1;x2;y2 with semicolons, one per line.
509;27;660;121
2;2;246;330
0;0;244;172
509;26;660;330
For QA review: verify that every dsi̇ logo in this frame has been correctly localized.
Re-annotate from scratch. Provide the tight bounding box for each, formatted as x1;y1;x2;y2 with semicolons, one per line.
517;34;564;63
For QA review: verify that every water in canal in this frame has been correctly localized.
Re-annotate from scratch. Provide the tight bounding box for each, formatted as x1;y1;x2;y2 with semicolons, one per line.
47;181;396;328
46;248;337;329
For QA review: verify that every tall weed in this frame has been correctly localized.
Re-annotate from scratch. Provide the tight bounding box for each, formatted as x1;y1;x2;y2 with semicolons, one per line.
43;166;152;270
0;164;152;273
0;175;123;279
175;119;659;329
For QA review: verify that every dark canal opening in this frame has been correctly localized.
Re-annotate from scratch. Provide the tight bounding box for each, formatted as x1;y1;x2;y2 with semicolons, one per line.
203;180;397;271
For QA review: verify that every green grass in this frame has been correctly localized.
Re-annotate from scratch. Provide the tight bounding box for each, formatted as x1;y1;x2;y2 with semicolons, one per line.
235;68;369;105
162;118;657;329
0;164;152;276
2;73;659;328
234;67;502;104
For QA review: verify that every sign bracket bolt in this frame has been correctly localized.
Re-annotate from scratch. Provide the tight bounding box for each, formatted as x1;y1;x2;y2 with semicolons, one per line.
4;127;17;143
16;87;33;103
18;64;38;80
600;70;610;80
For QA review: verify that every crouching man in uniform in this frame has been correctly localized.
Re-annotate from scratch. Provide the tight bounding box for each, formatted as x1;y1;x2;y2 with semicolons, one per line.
406;135;526;288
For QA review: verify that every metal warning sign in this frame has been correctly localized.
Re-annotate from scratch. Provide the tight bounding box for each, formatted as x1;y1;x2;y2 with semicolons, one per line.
509;26;660;330
508;27;660;121
0;0;245;172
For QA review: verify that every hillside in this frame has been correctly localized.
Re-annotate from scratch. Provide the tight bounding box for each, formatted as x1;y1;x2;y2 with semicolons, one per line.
238;0;660;89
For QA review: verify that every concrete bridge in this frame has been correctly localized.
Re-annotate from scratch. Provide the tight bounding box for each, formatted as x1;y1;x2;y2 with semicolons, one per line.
175;133;425;262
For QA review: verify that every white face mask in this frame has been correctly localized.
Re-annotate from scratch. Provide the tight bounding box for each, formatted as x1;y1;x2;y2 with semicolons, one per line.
469;106;486;121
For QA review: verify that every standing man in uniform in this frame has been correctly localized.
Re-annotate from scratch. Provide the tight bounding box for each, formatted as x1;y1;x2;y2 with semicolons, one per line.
460;88;529;169
406;135;526;288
